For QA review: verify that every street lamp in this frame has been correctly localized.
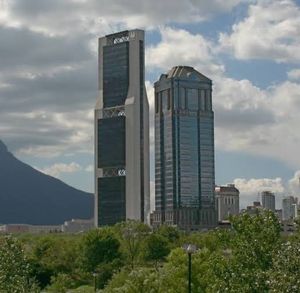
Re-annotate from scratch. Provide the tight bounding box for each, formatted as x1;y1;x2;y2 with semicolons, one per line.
183;244;197;293
92;272;97;292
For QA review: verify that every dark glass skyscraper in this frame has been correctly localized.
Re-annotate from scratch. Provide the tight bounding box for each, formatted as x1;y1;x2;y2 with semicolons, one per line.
152;66;217;230
95;30;150;226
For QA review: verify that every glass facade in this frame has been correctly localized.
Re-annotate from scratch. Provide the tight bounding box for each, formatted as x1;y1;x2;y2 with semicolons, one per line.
97;116;125;168
96;30;148;227
155;67;215;221
97;39;129;225
98;177;125;225
103;42;129;108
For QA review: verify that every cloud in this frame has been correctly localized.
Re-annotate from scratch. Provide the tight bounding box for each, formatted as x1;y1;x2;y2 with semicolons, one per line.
146;27;224;76
214;78;300;168
233;170;300;209
288;170;300;195
0;26;92;74
1;0;245;35
0;26;96;157
37;162;82;178
1;109;93;157
287;69;300;80
233;177;285;208
219;0;300;63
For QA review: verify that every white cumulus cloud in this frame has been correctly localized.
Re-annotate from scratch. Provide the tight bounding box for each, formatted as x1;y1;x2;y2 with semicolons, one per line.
37;162;82;178
146;27;224;76
219;0;300;63
287;69;300;80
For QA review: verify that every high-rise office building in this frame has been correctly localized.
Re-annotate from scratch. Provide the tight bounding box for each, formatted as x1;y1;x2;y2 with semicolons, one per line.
282;196;298;221
261;191;275;212
94;30;150;226
151;66;217;230
216;184;239;222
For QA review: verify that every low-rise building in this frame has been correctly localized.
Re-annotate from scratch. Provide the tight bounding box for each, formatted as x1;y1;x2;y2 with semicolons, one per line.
61;218;94;233
0;224;61;234
215;184;239;222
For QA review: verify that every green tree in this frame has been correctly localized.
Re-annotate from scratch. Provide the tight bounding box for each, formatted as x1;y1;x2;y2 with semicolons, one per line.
143;233;170;269
214;211;281;292
46;273;76;292
80;228;121;272
115;220;150;269
30;235;80;288
156;225;180;244
101;267;160;293
267;241;300;292
0;236;39;292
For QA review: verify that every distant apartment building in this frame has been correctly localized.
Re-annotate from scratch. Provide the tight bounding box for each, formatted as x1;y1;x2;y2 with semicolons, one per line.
61;218;94;233
282;196;298;220
242;201;263;216
0;224;61;234
215;184;239;222
261;191;275;212
151;66;217;230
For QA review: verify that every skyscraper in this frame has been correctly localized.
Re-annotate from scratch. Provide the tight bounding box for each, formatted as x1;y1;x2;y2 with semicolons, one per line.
151;66;217;230
261;190;275;212
282;196;298;221
94;30;150;226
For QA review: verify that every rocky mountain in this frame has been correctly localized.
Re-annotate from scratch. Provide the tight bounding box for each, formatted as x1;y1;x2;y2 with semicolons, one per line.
0;140;93;225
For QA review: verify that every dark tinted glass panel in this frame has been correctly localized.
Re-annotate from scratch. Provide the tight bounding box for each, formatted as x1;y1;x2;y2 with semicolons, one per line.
98;116;125;168
103;42;129;107
187;88;199;110
98;177;125;226
180;87;186;109
162;90;168;111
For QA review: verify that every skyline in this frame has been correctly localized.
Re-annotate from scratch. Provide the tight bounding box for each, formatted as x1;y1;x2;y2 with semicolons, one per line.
1;0;300;209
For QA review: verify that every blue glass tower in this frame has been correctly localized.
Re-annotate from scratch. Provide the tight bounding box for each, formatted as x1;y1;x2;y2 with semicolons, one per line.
152;66;217;230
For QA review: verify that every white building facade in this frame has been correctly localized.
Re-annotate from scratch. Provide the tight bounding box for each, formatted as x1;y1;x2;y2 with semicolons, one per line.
216;184;239;222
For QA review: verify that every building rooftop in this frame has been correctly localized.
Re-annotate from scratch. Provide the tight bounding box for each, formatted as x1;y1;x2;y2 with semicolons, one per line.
215;184;239;194
159;66;211;82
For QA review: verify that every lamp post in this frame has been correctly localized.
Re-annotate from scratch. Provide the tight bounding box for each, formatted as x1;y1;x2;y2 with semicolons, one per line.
92;272;97;292
183;244;197;293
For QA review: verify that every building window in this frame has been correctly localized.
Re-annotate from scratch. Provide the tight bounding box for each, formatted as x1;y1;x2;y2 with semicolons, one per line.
167;89;171;110
180;87;186;109
206;90;211;111
187;88;198;111
200;89;206;110
162;90;168;112
155;93;159;113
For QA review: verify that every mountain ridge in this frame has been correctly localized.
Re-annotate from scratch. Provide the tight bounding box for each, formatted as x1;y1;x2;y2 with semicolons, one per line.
0;140;93;225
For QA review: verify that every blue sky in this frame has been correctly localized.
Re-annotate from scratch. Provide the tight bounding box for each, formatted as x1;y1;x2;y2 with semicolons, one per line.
1;0;300;209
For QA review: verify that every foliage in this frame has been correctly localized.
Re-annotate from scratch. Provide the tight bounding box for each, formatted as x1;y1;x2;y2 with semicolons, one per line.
156;224;180;245
46;273;76;292
79;228;121;272
101;267;161;293
2;212;299;292
143;233;170;268
115;220;151;269
267;241;300;292
28;234;80;288
0;236;39;292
